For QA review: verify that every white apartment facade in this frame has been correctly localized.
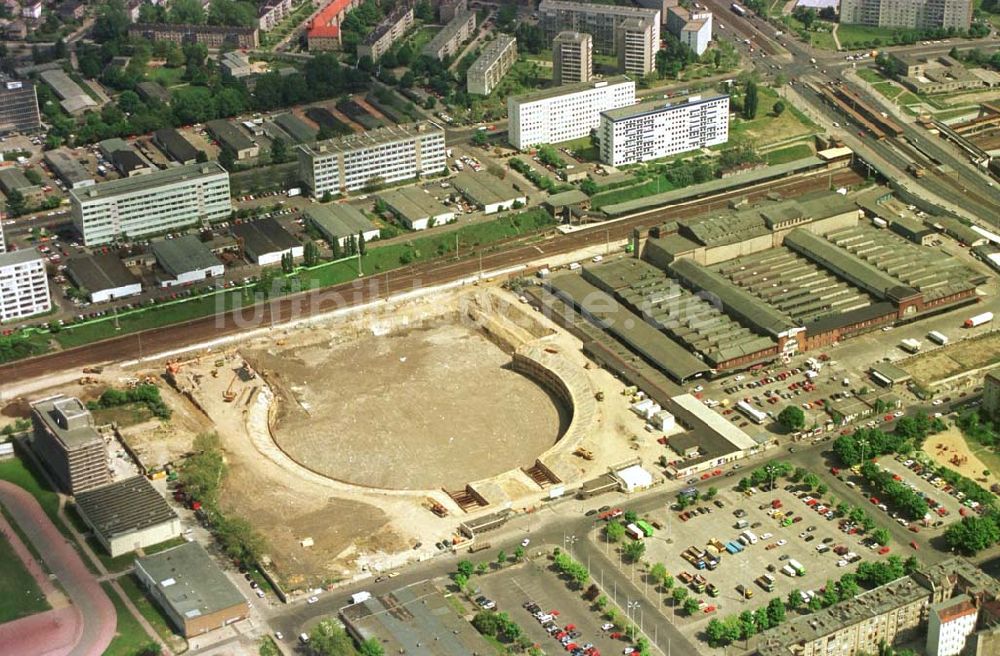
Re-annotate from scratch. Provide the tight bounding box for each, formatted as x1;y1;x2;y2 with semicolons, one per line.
0;248;51;322
508;76;636;150
598;94;729;166
298;122;446;196
667;6;713;56
70;162;232;246
467;34;518;95
927;595;979;656
616;17;657;76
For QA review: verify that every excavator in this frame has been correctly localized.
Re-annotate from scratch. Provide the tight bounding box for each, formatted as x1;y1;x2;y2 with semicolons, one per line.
223;375;238;402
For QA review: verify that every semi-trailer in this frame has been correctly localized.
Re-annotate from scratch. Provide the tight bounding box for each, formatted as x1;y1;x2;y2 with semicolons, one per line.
966;312;994;328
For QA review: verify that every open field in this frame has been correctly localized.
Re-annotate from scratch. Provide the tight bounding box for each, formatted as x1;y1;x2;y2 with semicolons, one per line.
730;86;816;146
925;426;1000;491
101;583;156;656
903;332;1000;388
0;534;50;623
254;317;567;490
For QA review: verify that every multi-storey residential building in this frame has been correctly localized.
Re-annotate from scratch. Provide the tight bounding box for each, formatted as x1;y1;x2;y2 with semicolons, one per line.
984;371;1000;420
258;0;293;31
0;248;50;321
70;162;232;246
666;6;713;55
422;9;477;60
297;122;446;196
839;0;972;30
30;396;109;495
439;0;466;22
615;17;656;75
0;80;41;134
0;221;5;253
508;76;636;150
553;31;592;85
598;94;729;166
927;595;979;656
538;0;660;60
306;0;360;50
467;34;518;95
128;23;260;48
358;5;414;60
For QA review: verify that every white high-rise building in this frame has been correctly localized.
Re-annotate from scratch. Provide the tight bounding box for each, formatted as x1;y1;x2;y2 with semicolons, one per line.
927;595;979;656
598;95;729;166
667;6;713;56
0;248;51;322
70;162;232;246
508;76;636;150
298;122;446;197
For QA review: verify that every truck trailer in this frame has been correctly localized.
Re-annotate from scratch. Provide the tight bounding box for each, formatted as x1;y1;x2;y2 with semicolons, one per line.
927;331;948;345
966;312;994;328
900;338;921;354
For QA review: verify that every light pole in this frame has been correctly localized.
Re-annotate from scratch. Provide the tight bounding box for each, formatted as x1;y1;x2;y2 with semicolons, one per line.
627;600;640;641
563;534;577;557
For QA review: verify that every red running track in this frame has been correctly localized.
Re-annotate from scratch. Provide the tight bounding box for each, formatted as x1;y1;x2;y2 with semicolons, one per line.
0;482;115;656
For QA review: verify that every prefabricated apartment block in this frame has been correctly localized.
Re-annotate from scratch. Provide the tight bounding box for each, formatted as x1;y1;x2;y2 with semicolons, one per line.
70;162;232;246
0;248;51;321
598;95;729;166
297;122;446;196
508;76;635;150
467;34;518;95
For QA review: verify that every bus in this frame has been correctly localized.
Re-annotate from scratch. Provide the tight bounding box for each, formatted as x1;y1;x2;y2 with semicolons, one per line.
731;2;747;15
788;559;806;576
737;400;768;424
635;520;654;537
626;524;644;540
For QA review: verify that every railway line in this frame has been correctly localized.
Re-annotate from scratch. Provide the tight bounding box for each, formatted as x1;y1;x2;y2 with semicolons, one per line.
0;169;861;386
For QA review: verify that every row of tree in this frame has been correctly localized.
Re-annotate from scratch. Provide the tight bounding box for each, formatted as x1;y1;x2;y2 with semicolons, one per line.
858;461;929;520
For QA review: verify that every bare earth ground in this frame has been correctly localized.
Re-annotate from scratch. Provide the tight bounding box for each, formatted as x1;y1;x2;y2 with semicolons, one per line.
924;425;1000;490
904;332;1000;386
250;318;567;490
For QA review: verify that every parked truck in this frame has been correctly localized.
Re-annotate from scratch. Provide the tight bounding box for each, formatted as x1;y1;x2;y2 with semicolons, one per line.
788;559;806;576
900;338;921;354
966;312;994;328
927;330;949;345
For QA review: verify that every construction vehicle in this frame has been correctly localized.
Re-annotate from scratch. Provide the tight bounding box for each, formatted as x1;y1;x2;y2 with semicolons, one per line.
425;498;449;517
166;361;181;377
907;163;927;178
573;447;594;460
82;366;103;374
224;375;238;402
78;376;98;385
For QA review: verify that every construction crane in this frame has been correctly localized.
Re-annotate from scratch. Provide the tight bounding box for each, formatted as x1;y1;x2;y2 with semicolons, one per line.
223;375;238;402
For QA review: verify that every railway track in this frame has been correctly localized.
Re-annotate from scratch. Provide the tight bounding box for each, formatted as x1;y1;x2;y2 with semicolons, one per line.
0;169;862;386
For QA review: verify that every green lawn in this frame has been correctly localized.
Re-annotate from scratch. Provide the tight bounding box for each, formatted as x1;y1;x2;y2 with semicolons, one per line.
403;25;438;55
856;68;884;83
118;574;184;646
730;85;817;146
0;458;65;535
591;175;677;210
145;66;185;89
808;28;839;51
836;24;900;48
557;136;599;163
0;533;51;623
765;143;815;165
101;583;158;656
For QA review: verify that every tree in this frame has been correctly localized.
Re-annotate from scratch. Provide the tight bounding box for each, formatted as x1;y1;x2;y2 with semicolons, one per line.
683;597;700;615
662;573;674;591
802;473;821;490
786;589;803;610
623;510;638;524
456;560;474;578
472;130;488;147
271;136;288;164
705;486;718;499
778;406;806;431
816;483;829;496
514;545;525;561
649;563;667;587
672;587;688;605
944;516;1000;554
359;638;384;656
304;240;320;266
496;550;507;565
743;81;759;120
605;521;625;542
767;597;786;624
358;231;367;256
309;619;357;655
622;539;645;562
2;189;26;217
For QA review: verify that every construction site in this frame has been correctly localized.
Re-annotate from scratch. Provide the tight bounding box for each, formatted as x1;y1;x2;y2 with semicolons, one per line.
77;284;676;591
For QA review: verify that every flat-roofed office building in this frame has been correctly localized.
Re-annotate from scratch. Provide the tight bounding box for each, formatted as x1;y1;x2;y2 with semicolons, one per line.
70;162;232;246
508;76;635;150
30;395;109;495
298;122;446;196
598;94;729;166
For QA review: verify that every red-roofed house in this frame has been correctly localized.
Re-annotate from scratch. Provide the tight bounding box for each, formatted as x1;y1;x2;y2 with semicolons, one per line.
307;0;360;50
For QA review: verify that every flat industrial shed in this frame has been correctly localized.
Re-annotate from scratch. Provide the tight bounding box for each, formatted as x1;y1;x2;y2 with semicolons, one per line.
64;253;141;303
231;218;302;265
546;273;710;383
73;476;181;557
151;235;223;287
378;187;454;230
451;172;525;214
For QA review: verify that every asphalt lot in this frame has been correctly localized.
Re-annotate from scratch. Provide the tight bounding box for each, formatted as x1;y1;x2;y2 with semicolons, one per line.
638;484;880;634
476;559;627;656
862;455;964;524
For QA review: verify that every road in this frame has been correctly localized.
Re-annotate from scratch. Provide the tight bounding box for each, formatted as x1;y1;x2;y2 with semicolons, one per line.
0;481;115;656
0;167;857;388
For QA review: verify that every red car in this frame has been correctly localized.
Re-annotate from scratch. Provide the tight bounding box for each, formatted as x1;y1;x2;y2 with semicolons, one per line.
870;497;879;505
878;546;890;555
909;525;920;533
564;624;576;631
910;541;919;550
565;643;578;652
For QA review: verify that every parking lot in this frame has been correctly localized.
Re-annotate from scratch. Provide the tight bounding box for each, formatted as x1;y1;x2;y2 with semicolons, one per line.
476;559;626;656
856;455;966;526
639;483;897;631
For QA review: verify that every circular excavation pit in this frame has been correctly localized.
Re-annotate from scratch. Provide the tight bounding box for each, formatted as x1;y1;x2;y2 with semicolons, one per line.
249;317;570;490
